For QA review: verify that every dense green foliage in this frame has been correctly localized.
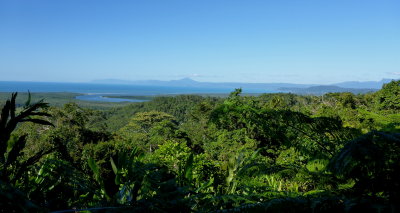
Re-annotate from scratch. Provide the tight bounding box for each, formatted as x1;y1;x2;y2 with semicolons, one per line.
1;80;400;212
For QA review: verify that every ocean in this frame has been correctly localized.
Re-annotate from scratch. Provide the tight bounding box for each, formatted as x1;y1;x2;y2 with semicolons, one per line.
0;81;264;102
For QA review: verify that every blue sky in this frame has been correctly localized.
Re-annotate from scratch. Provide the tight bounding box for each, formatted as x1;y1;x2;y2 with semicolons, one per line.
0;0;399;84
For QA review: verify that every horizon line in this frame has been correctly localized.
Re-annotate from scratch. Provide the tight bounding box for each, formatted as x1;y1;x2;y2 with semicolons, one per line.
0;77;398;86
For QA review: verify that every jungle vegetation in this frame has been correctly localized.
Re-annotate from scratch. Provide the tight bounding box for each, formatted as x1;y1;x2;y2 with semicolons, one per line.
1;80;399;212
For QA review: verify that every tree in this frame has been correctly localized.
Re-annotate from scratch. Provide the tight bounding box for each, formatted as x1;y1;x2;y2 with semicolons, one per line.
0;93;53;183
0;93;53;212
375;80;400;111
329;131;400;203
116;111;187;152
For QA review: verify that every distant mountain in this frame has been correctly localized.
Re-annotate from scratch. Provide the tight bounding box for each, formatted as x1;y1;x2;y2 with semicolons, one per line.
168;78;203;87
332;79;395;89
279;85;377;95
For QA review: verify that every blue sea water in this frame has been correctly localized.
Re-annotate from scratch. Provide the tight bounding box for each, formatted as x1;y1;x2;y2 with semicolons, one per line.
0;81;241;94
75;95;147;102
0;81;256;102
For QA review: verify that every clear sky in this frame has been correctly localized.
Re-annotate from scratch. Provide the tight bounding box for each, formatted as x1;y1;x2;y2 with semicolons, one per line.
0;0;399;84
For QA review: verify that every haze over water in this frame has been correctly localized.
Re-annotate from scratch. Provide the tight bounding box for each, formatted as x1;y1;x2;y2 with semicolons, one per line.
0;81;269;95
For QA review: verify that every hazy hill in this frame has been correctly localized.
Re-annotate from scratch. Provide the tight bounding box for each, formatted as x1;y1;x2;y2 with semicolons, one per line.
332;79;394;89
279;85;377;95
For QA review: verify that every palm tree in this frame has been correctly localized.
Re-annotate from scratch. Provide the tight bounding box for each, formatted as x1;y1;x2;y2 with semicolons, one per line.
0;92;53;183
